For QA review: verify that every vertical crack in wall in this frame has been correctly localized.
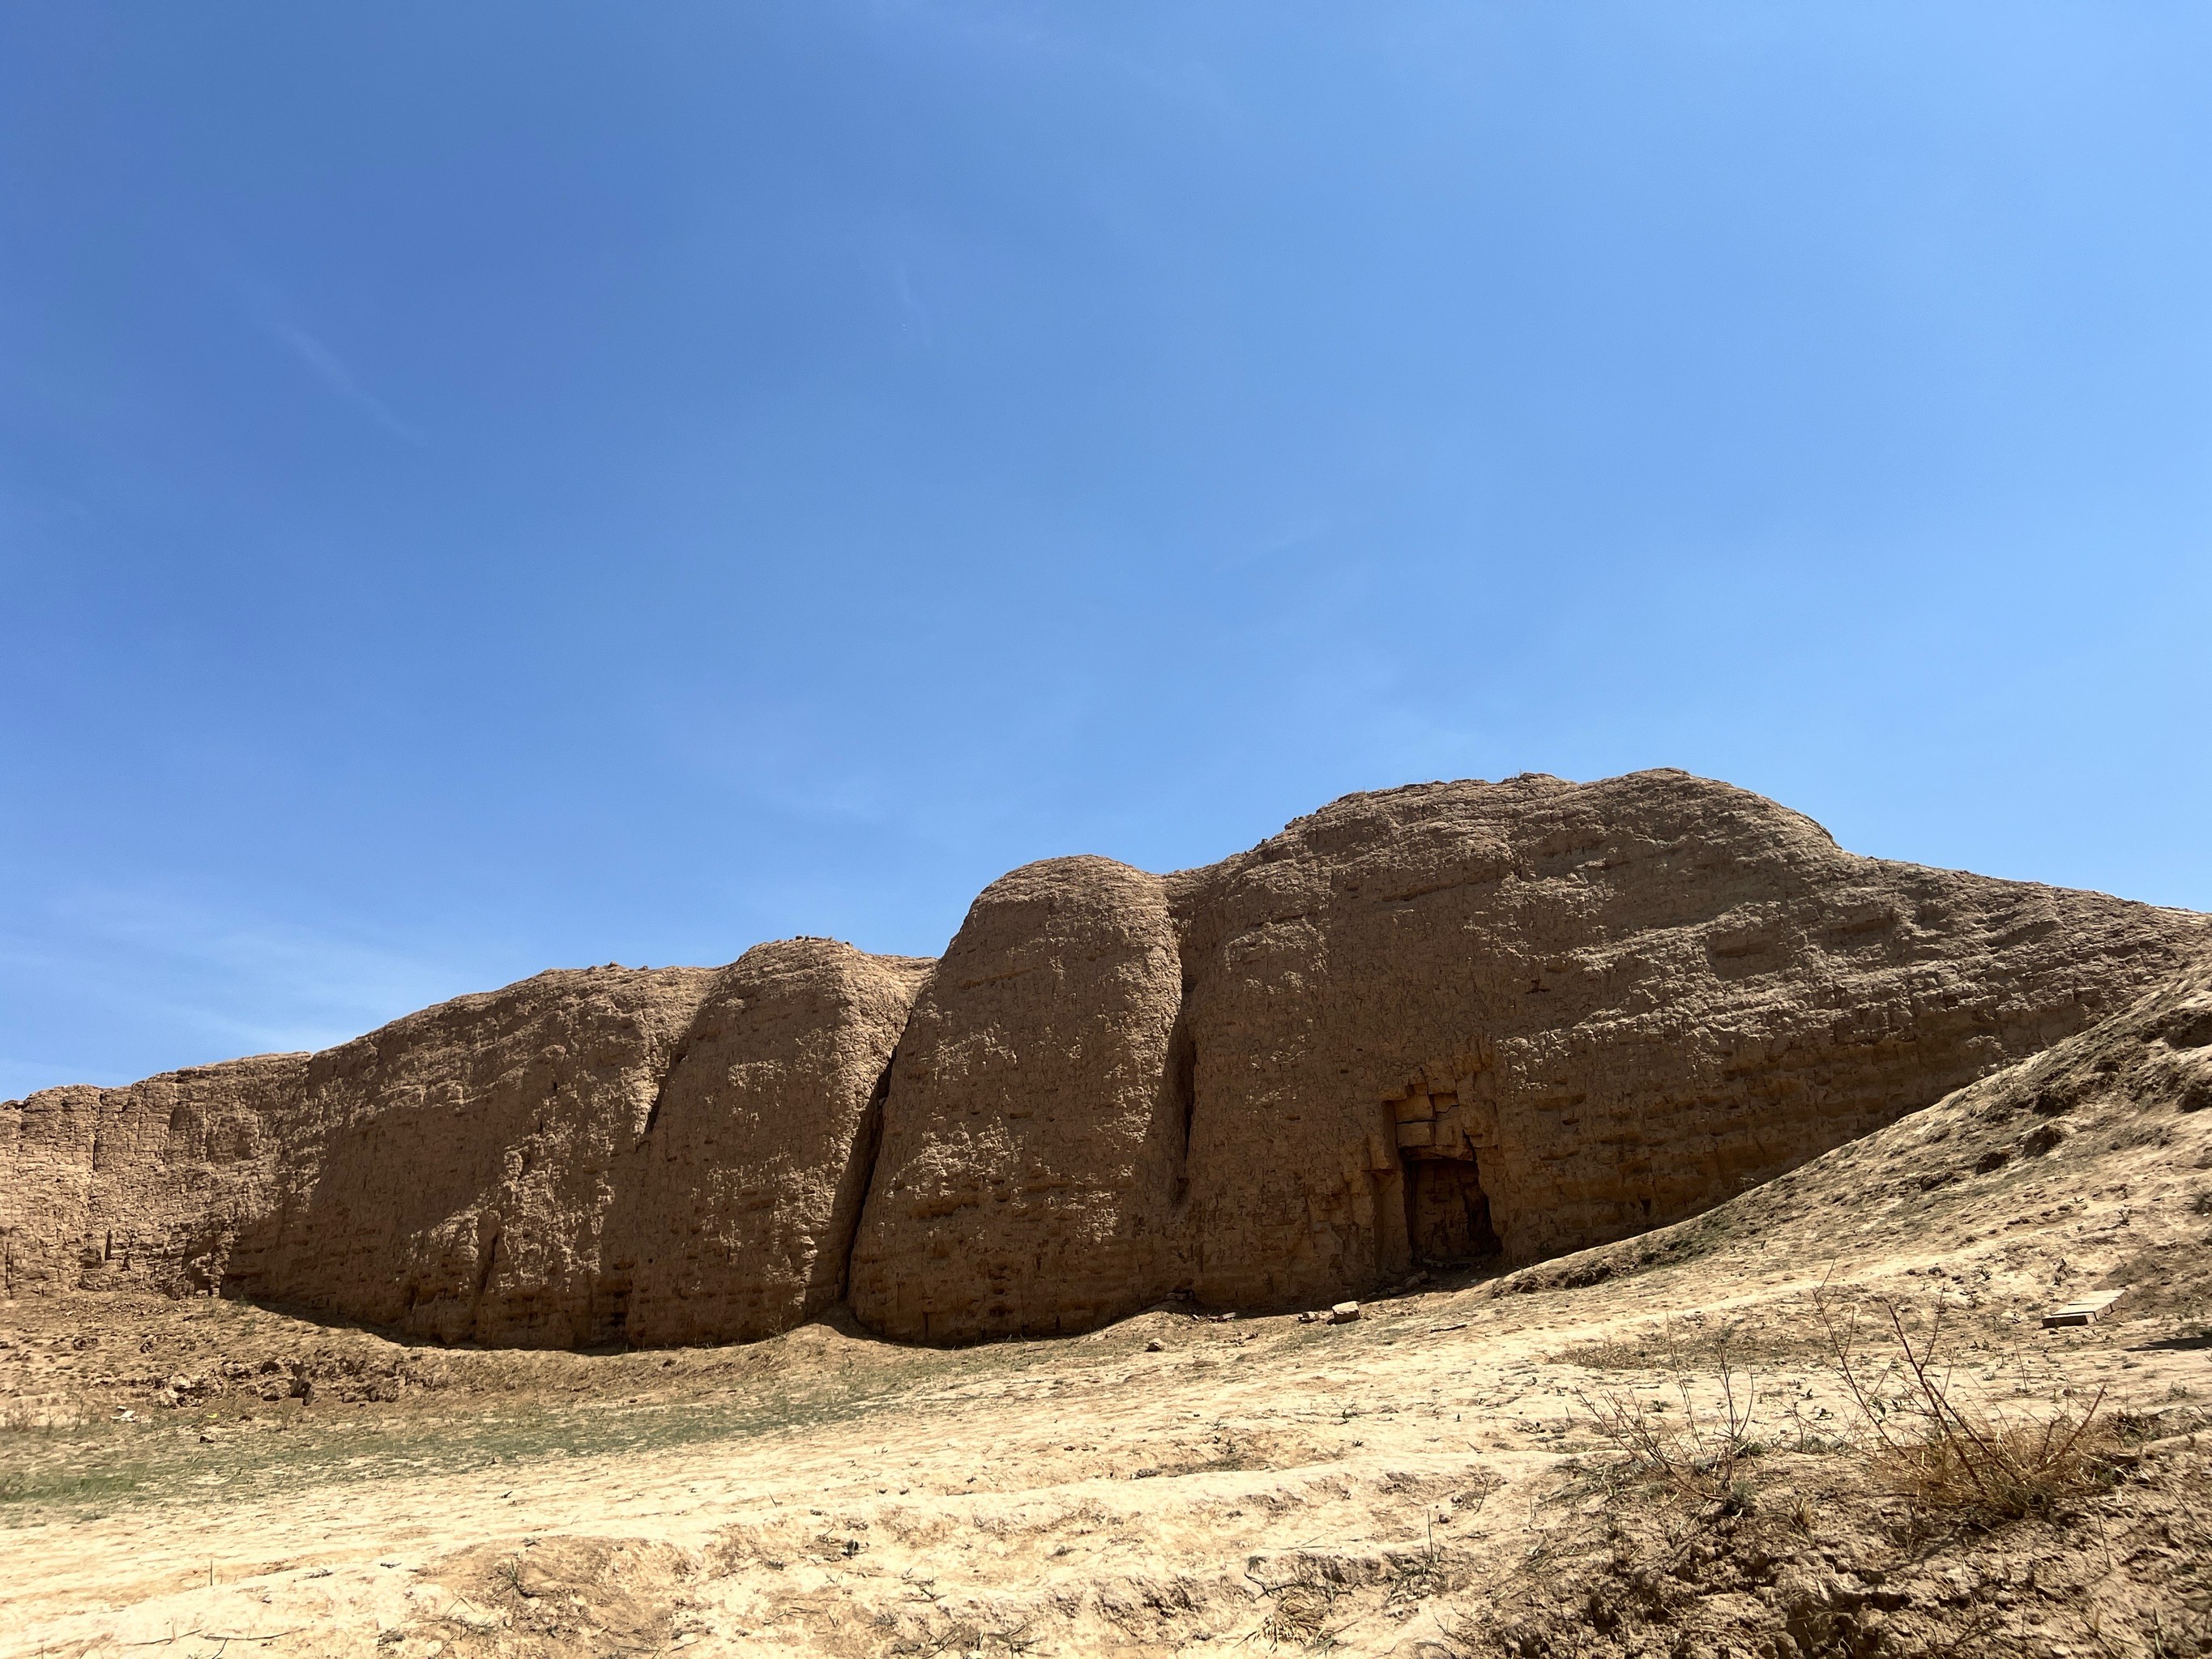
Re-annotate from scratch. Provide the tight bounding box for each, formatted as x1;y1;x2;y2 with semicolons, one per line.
831;1048;898;1303
637;1034;694;1145
1166;988;1198;1211
1163;902;1207;1297
467;1222;502;1343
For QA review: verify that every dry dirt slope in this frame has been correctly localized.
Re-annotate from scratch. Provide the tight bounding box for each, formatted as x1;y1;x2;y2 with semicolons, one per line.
2;956;2209;1658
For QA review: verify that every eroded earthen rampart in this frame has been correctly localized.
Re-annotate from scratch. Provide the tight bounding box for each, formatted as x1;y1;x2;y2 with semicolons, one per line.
5;771;2206;1346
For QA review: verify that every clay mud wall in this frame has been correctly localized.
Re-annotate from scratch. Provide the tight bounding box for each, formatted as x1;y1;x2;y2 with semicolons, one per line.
1160;771;2201;1318
847;857;1190;1341
4;770;2206;1346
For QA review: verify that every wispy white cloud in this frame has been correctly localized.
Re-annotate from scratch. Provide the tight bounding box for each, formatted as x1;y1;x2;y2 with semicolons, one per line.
261;317;424;443
0;888;487;1096
0;1056;126;1097
894;259;934;344
70;892;461;1047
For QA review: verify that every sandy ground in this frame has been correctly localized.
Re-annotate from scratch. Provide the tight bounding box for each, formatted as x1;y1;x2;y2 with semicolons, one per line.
5;1058;2210;1657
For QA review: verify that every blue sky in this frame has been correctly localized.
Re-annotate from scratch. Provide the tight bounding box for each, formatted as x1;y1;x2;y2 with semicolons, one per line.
4;3;2209;1097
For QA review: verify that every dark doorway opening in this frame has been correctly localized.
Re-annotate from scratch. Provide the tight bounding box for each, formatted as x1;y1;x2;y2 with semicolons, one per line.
1404;1157;1501;1264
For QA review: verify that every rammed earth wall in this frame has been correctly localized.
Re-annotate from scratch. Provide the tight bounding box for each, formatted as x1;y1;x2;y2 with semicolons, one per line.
5;771;2205;1346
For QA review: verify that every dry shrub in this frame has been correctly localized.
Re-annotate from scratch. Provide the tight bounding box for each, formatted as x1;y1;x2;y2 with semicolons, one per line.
1813;1284;2112;1522
1258;1580;1339;1648
1382;1512;1454;1606
1576;1323;1761;1509
1249;1557;1356;1650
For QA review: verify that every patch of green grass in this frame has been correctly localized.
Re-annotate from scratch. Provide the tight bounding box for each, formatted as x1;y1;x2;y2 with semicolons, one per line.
0;1321;1135;1526
0;1465;146;1508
